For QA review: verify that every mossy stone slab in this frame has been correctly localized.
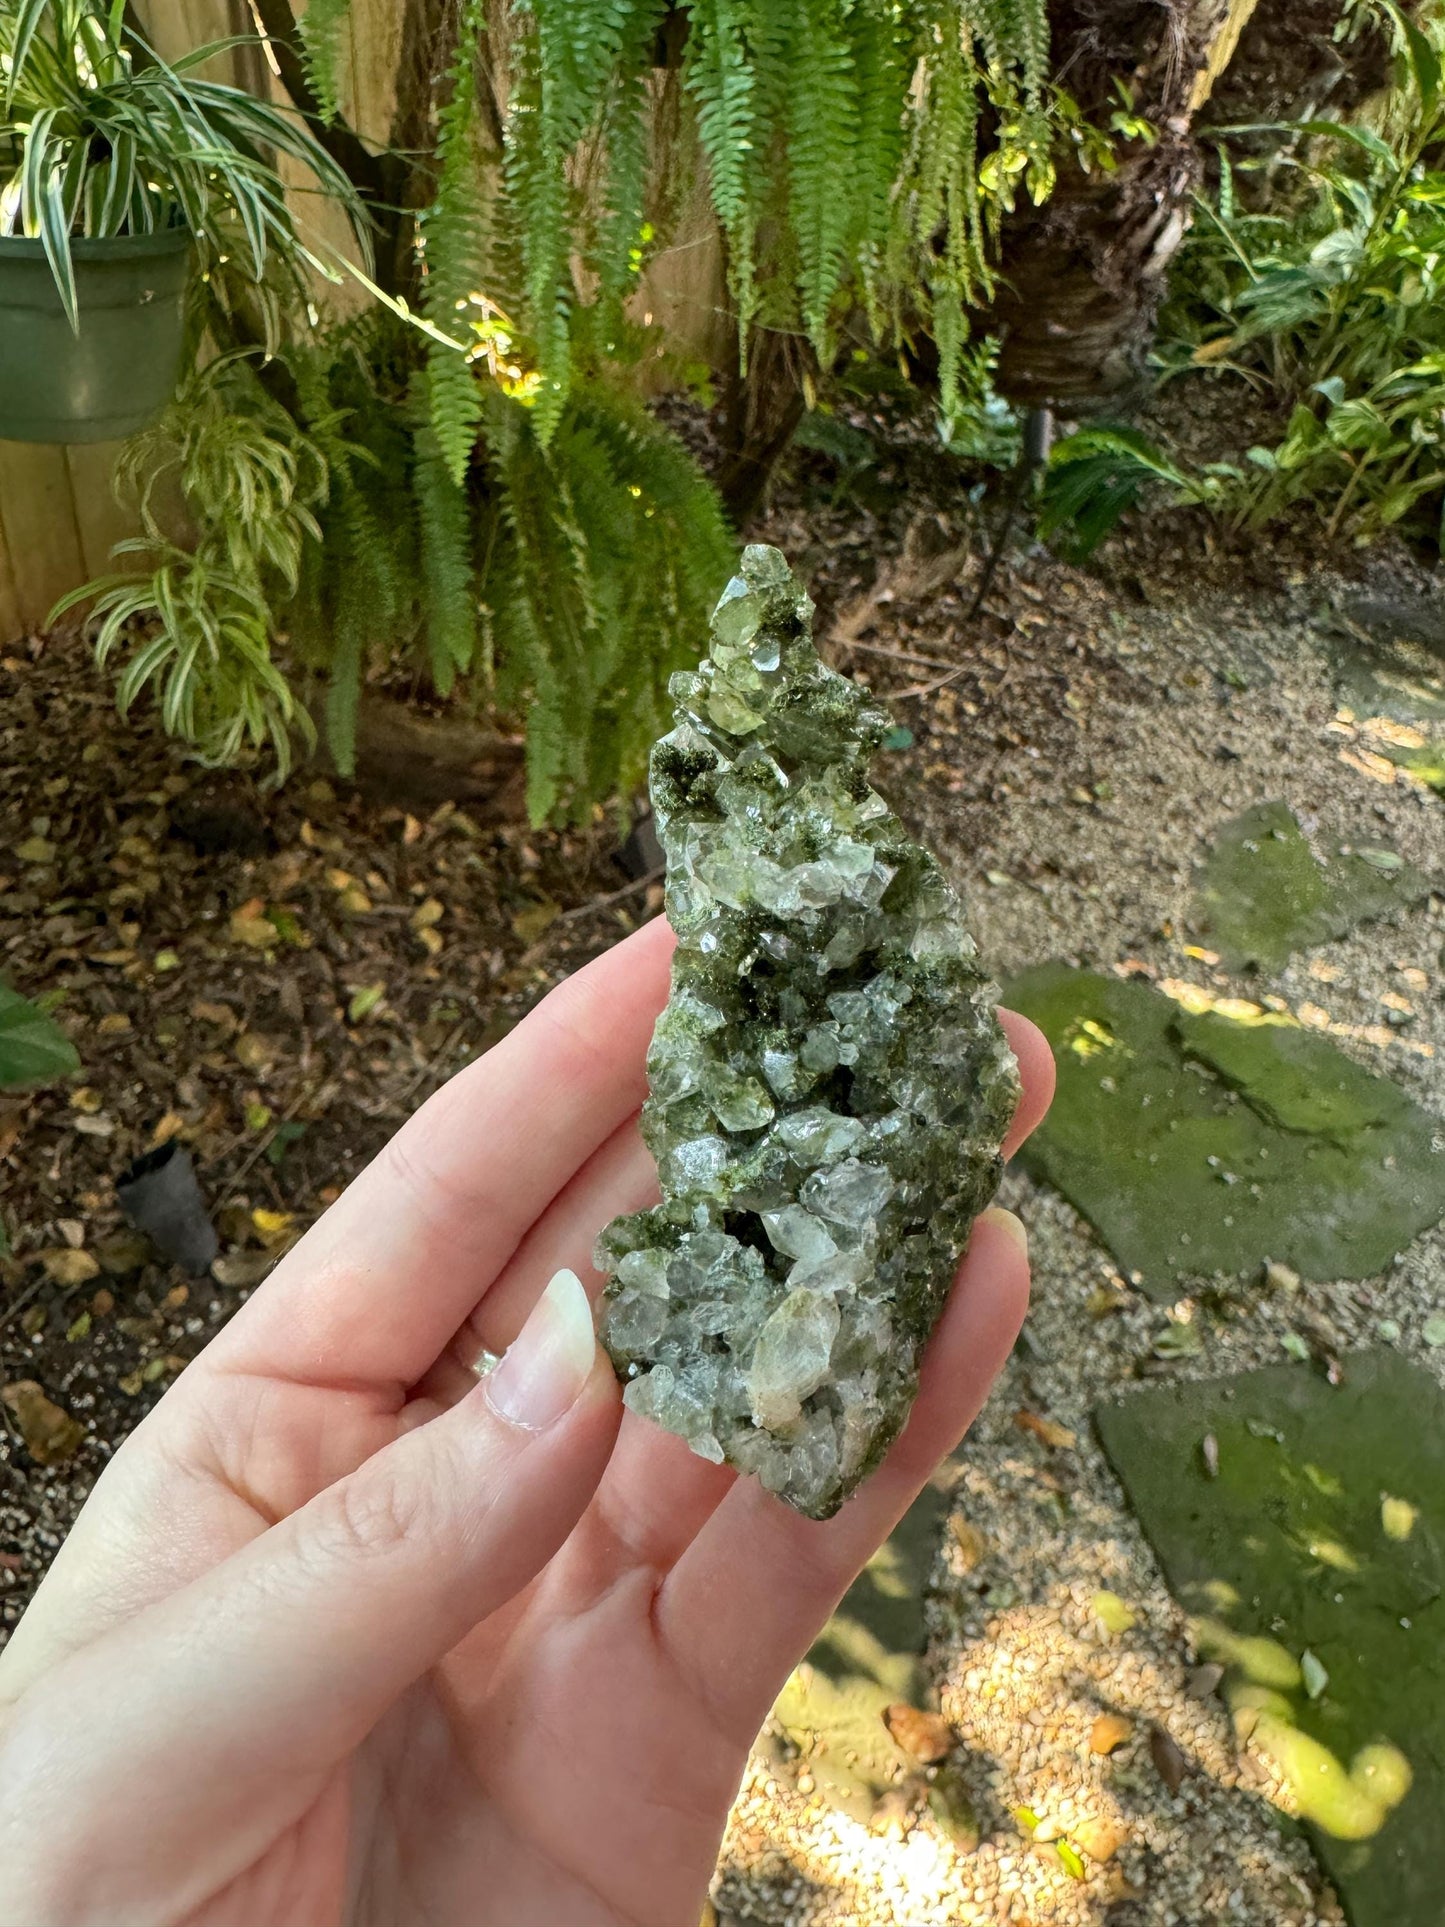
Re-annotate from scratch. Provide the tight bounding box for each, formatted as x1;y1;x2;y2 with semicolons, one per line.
1005;966;1445;1297
1322;597;1445;725
1194;801;1433;974
1096;1351;1445;1927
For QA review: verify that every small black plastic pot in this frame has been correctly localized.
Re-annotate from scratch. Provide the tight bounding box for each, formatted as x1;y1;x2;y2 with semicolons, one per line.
0;228;190;444
115;1140;219;1277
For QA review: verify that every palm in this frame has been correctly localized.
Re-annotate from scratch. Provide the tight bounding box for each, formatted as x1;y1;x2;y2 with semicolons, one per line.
0;923;1050;1927
161;1398;766;1927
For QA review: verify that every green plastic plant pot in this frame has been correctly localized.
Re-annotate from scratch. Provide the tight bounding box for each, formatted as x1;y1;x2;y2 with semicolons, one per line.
0;228;190;444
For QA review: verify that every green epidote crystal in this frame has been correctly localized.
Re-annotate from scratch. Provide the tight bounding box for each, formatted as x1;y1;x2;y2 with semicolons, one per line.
596;545;1019;1519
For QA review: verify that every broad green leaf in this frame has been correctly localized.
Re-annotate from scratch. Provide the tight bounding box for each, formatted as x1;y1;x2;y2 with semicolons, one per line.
1292;120;1398;171
1398;9;1442;116
0;982;80;1090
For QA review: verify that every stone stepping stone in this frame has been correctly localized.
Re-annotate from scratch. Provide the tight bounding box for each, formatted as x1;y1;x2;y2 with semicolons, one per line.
1097;1351;1445;1927
771;1469;953;1819
1194;800;1433;974
1006;965;1445;1297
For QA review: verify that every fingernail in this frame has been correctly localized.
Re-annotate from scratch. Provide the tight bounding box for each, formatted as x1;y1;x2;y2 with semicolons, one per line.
485;1268;597;1431
980;1206;1028;1260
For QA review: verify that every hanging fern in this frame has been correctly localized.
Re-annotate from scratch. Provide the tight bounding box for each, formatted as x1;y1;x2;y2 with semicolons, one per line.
414;416;479;698
499;0;1051;392
74;0;1062;824
785;0;859;354
683;0;757;326
481;379;734;819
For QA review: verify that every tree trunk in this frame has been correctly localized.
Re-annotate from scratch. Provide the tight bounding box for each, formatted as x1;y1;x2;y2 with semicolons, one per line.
716;325;812;527
981;0;1260;410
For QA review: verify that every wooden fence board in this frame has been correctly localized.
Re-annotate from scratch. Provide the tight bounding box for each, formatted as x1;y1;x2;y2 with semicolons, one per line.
0;507;22;645
0;445;86;632
64;444;138;582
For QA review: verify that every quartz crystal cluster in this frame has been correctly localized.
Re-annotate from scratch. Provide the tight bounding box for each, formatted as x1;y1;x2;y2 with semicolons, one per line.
597;545;1019;1518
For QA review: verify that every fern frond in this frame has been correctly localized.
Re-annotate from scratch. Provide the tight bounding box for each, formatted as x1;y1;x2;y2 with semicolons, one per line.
325;621;362;777
423;0;489;485
296;0;354;125
413;418;478;696
783;0;859;355
684;0;759;327
845;1;907;329
507;0;657;437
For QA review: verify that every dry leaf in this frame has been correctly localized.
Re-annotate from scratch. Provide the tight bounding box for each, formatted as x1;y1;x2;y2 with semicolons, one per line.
149;1111;186;1148
950;1516;989;1572
233;1032;279;1074
68;1087;103;1114
1186;1663;1225;1701
211;1250;276;1289
1092;1591;1138;1637
1149;1723;1188;1795
411;897;445;931
191;1000;239;1032
1014;1409;1077;1450
1381;1495;1418;1541
94;1231;150;1276
229;902;275;949
347;983;386;1024
2;1381;84;1464
418;926;444;957
512;899;560;945
1075;1816;1126;1864
55;1218;85;1248
883;1702;955;1764
1089;1712;1133;1755
251;1208;296;1249
39;1248;100;1288
72;1113;115;1136
95;1013;131;1036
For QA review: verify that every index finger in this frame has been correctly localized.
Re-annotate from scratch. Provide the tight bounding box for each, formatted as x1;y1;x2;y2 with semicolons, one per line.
208;916;675;1395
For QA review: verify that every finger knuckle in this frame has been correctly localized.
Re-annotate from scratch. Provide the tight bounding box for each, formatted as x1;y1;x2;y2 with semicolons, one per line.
309;1462;434;1569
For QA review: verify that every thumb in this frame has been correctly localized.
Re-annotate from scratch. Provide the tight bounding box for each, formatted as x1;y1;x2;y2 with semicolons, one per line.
0;1269;620;1919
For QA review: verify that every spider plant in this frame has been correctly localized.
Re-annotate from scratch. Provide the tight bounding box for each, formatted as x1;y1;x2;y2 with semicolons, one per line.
0;0;370;331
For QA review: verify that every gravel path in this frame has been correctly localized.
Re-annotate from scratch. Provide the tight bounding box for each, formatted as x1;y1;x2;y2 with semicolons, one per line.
713;525;1444;1927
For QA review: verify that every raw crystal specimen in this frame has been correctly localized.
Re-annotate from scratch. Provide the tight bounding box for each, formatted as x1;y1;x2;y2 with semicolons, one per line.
596;545;1019;1518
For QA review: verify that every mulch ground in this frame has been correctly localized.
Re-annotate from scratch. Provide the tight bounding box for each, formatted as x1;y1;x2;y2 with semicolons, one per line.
0;643;661;1623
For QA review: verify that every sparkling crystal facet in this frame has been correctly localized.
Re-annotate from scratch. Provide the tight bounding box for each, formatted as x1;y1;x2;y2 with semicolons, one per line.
596;545;1019;1519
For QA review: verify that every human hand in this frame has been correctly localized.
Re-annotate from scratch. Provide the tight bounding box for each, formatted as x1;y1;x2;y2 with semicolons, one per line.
0;917;1052;1927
